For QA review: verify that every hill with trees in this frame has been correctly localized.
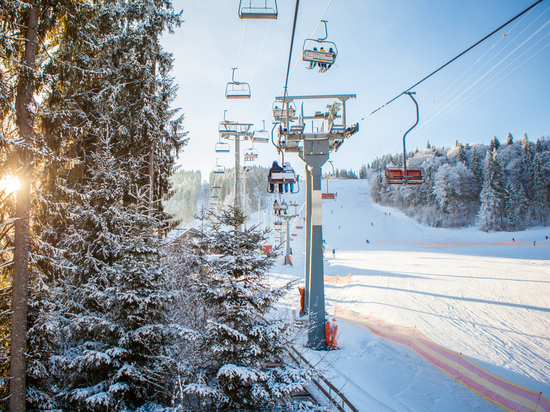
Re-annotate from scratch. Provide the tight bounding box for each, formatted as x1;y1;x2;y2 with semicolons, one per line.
368;133;550;231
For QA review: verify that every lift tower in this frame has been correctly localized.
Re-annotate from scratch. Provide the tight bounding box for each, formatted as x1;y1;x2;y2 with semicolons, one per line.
273;94;358;349
219;116;253;229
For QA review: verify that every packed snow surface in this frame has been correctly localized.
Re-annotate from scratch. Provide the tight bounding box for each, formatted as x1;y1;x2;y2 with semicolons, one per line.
260;179;549;412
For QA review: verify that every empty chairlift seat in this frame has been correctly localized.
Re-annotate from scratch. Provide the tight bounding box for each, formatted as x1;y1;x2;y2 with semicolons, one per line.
385;167;423;184
238;0;278;19
225;68;251;99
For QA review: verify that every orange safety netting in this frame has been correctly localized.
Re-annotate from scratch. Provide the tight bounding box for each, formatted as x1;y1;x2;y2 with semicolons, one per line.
374;240;550;248
324;274;351;284
334;306;550;412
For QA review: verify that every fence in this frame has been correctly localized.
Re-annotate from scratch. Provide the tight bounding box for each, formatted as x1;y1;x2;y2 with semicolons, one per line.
324;274;351;284
374;240;550;248
334;306;550;412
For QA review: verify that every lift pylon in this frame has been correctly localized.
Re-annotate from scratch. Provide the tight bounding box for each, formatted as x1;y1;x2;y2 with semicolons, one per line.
273;94;358;350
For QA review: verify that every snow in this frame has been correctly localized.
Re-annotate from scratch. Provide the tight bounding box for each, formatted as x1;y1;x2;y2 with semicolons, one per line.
257;178;549;411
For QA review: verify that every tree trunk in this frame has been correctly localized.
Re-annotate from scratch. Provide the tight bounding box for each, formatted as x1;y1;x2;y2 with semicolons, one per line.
11;1;40;410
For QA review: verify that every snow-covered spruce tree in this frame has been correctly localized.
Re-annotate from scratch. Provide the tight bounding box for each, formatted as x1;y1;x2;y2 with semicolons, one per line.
48;137;186;410
174;209;314;411
533;153;549;225
478;149;505;231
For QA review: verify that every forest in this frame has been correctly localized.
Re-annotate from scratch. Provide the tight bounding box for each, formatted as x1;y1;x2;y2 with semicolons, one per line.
0;1;318;411
368;134;550;230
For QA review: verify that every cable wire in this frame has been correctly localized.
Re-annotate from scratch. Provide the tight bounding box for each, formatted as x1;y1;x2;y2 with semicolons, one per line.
359;0;544;122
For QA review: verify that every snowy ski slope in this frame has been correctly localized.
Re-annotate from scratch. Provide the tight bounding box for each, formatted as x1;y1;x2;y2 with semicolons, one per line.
262;179;550;411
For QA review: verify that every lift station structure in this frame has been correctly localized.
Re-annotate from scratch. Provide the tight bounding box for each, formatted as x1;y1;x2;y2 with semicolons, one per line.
273;94;358;349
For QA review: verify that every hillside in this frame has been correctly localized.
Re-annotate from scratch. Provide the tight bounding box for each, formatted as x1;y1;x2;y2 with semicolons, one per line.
260;178;549;411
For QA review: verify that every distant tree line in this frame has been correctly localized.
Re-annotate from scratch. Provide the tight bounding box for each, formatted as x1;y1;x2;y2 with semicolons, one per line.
368;133;550;231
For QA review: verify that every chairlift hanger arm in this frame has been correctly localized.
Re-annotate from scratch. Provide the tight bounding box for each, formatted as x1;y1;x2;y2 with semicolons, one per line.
402;92;419;177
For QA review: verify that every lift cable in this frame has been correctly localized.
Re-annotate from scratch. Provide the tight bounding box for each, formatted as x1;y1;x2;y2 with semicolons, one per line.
378;29;550;159
423;5;539;121
422;5;548;123
408;30;550;146
260;0;333;123
407;18;550;140
282;0;301;106
377;9;550;157
359;0;544;122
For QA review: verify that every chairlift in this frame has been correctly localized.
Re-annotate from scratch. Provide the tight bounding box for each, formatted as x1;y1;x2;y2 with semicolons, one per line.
272;101;296;121
302;21;337;73
244;147;258;162
272;201;288;212
238;0;277;20
211;185;221;190
215;140;230;153
268;162;299;194
213;159;225;174
296;225;303;229
252;120;270;143
385;92;424;185
225;68;251;99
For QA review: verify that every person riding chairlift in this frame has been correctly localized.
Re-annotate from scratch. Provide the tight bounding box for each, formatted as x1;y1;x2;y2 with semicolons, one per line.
283;162;295;193
268;160;284;193
309;47;318;70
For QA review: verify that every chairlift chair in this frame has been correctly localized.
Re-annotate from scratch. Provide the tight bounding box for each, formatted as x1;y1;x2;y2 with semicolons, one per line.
244;148;258;162
268;166;299;194
385;92;424;185
302;21;338;73
213;159;225;174
252;120;270;143
272;101;296;122
226;68;251;99
238;0;278;20
322;193;336;200
215;140;230;153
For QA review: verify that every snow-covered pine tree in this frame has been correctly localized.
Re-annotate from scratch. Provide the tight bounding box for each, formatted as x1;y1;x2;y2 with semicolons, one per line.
359;165;368;179
433;163;473;226
457;143;468;165
504;132;514;146
469;145;483;198
533;153;549;225
521;133;535;199
478;150;505;231
174;209;314;411
49;136;186;410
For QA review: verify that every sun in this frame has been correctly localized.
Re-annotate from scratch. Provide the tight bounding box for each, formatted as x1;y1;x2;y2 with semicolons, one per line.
4;176;21;194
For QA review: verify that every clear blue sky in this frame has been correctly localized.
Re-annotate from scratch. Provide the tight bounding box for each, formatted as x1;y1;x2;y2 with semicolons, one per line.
161;0;550;181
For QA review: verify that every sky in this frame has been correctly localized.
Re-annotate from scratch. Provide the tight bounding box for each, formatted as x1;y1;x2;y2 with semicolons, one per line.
161;0;550;182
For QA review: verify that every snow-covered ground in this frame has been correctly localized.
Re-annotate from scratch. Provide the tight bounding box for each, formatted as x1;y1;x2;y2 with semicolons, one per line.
256;179;549;411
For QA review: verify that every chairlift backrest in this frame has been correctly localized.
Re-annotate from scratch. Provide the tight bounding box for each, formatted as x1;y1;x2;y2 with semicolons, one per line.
272;102;296;121
226;68;251;99
270;170;296;184
215;141;230;153
302;42;337;64
238;0;278;19
385;167;423;184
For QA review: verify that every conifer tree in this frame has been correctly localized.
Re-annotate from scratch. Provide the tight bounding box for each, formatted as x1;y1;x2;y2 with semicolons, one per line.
457;143;468;165
469;145;483;197
175;209;314;411
521;133;535;198
49;137;185;410
478;150;505;230
533;153;549;225
504;132;514;146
